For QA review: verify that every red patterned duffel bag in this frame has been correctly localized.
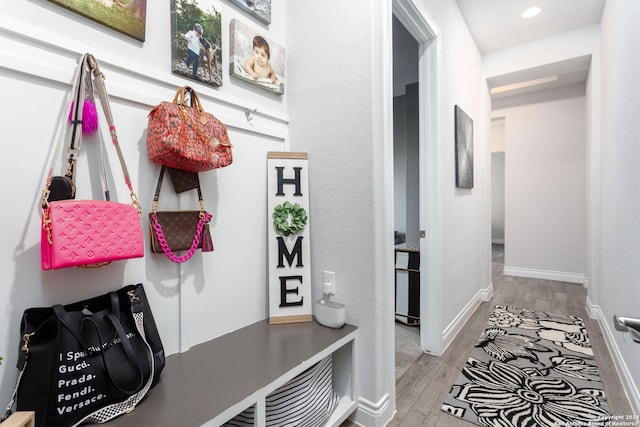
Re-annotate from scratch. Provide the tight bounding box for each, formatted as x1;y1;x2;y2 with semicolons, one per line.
147;86;232;172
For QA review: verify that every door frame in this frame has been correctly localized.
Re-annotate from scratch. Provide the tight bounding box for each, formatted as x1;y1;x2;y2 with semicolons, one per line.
392;0;442;354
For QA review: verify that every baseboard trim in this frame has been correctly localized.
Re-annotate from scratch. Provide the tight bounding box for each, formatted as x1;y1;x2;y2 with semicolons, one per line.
481;283;494;302
585;295;599;319
350;393;394;427
503;266;586;284
441;283;493;353
588;297;640;415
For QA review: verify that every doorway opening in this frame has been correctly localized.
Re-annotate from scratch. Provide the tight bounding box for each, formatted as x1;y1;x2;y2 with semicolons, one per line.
392;0;442;365
392;15;421;380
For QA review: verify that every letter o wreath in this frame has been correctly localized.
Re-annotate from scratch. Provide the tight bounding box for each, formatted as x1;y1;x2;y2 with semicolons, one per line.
273;201;307;236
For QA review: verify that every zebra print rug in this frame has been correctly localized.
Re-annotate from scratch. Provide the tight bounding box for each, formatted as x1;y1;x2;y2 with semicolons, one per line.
441;305;612;426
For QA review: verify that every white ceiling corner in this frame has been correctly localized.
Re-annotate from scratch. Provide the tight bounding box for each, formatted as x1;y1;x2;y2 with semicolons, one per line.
454;0;604;100
454;0;605;54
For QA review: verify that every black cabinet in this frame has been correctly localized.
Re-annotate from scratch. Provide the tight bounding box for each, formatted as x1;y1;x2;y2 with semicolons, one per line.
394;242;420;326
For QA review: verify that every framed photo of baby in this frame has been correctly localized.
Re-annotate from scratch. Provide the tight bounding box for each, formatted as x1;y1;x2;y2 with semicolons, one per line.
230;19;285;95
171;0;223;87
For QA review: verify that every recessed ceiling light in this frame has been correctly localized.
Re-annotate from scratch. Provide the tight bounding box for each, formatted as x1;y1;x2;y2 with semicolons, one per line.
522;7;542;19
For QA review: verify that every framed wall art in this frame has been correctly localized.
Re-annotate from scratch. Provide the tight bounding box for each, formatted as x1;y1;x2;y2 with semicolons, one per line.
229;0;271;25
455;105;474;189
230;18;285;95
48;0;147;41
171;0;223;87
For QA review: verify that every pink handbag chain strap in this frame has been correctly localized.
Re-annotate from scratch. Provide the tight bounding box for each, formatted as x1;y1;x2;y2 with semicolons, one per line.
150;211;212;263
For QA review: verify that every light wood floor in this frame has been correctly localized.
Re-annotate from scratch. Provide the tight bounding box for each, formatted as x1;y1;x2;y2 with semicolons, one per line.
343;244;633;426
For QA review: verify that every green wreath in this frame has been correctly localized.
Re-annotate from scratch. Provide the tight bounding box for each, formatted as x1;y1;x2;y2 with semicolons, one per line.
273;201;308;236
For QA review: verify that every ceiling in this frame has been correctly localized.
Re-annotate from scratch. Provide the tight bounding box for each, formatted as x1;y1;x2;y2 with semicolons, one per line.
454;0;605;54
454;0;605;101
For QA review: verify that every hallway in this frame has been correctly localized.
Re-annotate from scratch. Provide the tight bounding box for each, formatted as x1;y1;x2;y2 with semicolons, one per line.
385;244;633;426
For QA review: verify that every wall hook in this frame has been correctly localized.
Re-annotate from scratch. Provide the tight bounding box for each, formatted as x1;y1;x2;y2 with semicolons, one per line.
245;108;257;122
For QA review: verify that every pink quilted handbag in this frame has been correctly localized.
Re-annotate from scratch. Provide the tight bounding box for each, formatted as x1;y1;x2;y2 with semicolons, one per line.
41;200;144;270
41;54;144;270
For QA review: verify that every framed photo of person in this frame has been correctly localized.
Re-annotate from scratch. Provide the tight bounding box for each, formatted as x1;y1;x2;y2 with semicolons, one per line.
229;0;271;25
171;0;223;87
48;0;147;42
229;18;285;95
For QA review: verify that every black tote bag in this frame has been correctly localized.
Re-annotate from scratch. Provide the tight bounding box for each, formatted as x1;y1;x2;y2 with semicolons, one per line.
2;283;165;427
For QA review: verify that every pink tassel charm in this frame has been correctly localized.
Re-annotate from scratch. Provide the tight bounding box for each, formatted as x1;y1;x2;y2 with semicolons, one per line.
68;99;99;134
201;223;214;253
82;99;98;134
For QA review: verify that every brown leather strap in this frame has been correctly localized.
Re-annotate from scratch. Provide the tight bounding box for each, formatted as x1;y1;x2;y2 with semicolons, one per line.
152;166;204;214
172;86;203;111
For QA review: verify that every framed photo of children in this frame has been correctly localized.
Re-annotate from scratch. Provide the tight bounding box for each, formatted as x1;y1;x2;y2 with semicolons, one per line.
47;0;147;42
170;0;223;87
228;0;271;25
230;19;285;95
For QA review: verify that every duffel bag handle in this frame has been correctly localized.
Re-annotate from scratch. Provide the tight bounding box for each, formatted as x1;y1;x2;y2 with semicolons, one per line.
172;86;201;109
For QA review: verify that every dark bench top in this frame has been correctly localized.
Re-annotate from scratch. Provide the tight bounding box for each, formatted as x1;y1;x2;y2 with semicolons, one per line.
103;319;358;427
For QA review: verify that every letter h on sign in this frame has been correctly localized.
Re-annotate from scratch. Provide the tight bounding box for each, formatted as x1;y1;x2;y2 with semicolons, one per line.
267;152;312;324
275;166;303;196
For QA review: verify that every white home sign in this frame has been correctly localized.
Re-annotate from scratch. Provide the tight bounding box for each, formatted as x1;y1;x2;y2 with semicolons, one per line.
267;152;312;324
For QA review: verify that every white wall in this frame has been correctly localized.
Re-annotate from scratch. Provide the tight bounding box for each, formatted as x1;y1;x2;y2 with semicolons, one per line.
483;25;601;82
421;0;492;336
404;83;420;244
394;95;408;236
491;119;505;243
288;0;492;423
494;92;586;281
598;0;640;413
393;17;419;243
0;0;288;407
287;2;396;423
491;118;506;152
491;152;505;243
393;85;420;243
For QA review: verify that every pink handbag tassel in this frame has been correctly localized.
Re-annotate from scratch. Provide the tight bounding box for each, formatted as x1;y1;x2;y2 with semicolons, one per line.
201;223;214;253
68;100;99;134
